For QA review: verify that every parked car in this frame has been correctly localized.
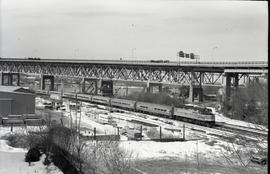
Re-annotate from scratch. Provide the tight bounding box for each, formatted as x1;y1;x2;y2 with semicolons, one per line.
250;155;267;165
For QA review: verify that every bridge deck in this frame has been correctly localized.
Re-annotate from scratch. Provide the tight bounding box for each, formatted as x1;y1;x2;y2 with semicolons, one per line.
0;58;267;69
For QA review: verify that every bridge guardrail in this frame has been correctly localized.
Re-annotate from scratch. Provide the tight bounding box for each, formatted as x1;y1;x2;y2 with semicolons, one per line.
0;58;267;65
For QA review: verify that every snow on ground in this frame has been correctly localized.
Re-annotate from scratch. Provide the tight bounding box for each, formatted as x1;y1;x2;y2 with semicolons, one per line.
65;111;118;135
0;126;27;138
119;136;258;165
215;113;268;131
0;152;63;174
0;126;46;138
35;97;266;163
120;139;222;160
0;139;27;153
0;126;63;174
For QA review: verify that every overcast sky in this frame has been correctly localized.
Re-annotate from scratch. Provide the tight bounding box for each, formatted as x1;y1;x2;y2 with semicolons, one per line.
0;0;268;61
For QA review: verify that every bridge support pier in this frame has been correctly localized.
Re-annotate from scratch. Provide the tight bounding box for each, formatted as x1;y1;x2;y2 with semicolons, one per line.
82;78;98;94
1;72;20;86
41;75;54;91
188;86;203;102
125;85;129;97
55;82;64;92
188;84;193;102
146;83;162;93
188;72;204;103
195;87;203;102
101;80;113;97
225;73;239;111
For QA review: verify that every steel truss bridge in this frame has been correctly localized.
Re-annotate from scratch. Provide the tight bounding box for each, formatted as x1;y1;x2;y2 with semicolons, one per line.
0;58;267;84
0;58;268;103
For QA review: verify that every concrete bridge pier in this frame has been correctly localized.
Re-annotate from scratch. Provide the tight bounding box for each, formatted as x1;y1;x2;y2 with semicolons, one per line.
41;75;54;91
188;72;203;103
146;83;162;93
125;84;129;97
225;73;232;108
82;78;98;94
1;72;20;86
225;73;239;110
101;80;113;96
188;86;204;103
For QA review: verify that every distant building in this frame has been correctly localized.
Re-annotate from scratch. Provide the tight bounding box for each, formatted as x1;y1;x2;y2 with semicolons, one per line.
0;86;35;120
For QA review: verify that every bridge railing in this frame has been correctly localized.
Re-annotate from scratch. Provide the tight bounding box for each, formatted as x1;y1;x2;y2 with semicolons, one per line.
0;58;268;65
174;61;268;65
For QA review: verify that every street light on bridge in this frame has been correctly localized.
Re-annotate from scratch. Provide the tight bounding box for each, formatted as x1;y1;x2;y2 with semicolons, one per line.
178;51;200;64
211;46;218;60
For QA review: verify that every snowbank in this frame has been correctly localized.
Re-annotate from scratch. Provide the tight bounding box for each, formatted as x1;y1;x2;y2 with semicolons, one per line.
215;113;268;131
0;126;63;174
0;153;63;174
120;140;222;159
0;140;27;153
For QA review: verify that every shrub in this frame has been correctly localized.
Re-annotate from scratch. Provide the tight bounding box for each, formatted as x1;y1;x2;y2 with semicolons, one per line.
205;140;218;146
4;134;29;149
146;127;160;139
25;147;41;162
43;155;51;165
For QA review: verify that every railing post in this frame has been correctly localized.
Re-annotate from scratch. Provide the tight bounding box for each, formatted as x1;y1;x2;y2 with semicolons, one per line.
94;127;96;140
159;126;162;141
183;124;185;141
11;123;13;132
140;125;143;141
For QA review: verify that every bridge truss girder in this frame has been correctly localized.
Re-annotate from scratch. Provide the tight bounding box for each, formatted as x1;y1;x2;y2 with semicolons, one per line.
0;62;264;86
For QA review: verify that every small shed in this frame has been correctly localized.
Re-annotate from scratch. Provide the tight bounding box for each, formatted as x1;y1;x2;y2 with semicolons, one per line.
0;85;35;121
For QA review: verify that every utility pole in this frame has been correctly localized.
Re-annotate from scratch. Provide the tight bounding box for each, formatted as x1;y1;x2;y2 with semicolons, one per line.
196;140;199;173
183;124;185;141
69;98;72;128
160;126;162;141
75;90;78;132
78;101;82;135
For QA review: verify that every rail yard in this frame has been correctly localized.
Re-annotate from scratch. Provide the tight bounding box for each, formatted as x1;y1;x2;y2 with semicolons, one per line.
31;91;268;174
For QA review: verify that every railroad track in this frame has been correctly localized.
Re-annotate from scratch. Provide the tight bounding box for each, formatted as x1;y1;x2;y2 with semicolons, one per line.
139;113;267;140
215;122;268;137
36;94;268;139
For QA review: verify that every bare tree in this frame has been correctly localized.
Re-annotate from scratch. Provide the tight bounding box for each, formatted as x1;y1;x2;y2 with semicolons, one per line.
81;140;134;174
221;134;268;174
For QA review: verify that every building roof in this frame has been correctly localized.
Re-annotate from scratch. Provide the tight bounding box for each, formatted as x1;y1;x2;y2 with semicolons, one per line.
0;85;33;94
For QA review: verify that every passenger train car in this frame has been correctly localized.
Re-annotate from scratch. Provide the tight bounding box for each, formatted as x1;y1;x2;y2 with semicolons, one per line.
136;102;173;117
62;92;76;99
91;95;110;105
110;98;136;110
77;94;91;101
36;90;215;127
